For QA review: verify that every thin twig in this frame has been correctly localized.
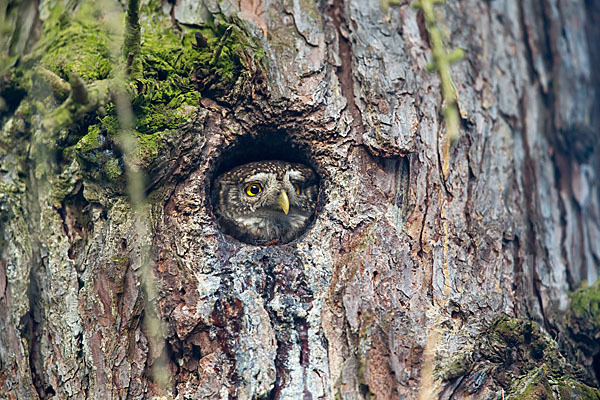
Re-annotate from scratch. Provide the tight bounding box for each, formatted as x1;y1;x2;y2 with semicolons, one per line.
34;68;71;99
116;1;172;392
211;25;233;67
41;79;112;135
123;0;141;76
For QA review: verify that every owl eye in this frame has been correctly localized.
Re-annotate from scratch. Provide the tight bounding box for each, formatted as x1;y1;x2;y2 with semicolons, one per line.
245;183;262;196
293;183;301;195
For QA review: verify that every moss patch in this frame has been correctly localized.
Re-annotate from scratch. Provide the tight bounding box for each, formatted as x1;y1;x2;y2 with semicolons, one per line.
509;365;600;400
561;280;600;389
490;318;548;361
7;0;263;187
75;3;262;182
438;317;600;398
437;351;473;381
556;379;600;399
32;3;114;81
568;280;600;340
489;318;600;399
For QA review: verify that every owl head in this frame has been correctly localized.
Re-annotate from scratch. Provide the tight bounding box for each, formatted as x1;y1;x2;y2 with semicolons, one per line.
212;160;318;244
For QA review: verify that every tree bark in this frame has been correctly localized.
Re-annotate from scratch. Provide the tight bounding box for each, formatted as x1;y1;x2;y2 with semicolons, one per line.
1;0;599;399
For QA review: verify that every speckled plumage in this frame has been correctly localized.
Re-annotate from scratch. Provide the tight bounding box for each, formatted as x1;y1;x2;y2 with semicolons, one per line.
213;160;318;244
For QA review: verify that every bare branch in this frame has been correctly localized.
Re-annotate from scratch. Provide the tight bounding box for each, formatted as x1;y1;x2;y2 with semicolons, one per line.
34;68;70;100
41;79;113;138
69;73;89;105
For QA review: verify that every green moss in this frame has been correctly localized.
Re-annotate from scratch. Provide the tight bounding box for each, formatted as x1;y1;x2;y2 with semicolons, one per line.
51;175;74;204
76;125;101;153
104;158;122;181
74;5;263;175
438;353;472;381
508;365;600;400
33;3;114;81
75;122;123;183
492;317;525;345
136;131;163;161
97;112;120;136
557;379;600;399
568;279;600;332
490;318;548;361
10;0;263;189
485;318;600;399
509;366;547;400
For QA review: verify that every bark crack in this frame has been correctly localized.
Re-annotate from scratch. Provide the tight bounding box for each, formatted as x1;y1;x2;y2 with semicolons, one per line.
283;8;318;48
324;0;365;136
517;1;543;90
516;99;549;332
22;259;53;399
418;179;430;258
518;0;577;295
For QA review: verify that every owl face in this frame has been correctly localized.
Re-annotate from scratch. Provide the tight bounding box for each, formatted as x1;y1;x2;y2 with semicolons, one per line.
213;160;318;244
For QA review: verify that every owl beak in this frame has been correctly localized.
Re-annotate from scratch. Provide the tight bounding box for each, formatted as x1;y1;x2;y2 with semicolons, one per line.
277;190;290;215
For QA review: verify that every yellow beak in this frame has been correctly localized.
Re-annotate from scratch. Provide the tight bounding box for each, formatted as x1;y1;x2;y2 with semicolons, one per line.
277;190;290;215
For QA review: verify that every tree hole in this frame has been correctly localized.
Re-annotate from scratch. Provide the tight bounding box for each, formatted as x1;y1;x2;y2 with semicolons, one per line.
209;131;321;245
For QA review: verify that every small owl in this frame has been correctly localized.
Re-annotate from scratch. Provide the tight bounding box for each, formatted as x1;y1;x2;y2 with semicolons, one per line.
213;160;318;244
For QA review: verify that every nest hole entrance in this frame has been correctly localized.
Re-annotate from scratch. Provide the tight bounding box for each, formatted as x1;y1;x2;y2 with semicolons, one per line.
211;132;316;176
209;131;321;245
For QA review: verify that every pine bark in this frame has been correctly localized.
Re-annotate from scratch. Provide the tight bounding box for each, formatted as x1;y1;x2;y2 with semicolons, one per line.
0;0;599;399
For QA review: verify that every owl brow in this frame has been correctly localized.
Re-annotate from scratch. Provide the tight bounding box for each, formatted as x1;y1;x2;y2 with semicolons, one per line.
243;172;271;182
286;169;305;182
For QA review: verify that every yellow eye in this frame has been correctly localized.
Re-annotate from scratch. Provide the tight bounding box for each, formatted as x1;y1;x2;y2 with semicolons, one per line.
293;183;301;195
245;183;262;196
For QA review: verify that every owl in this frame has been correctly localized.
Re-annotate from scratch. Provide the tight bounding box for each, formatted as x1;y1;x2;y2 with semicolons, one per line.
212;160;318;244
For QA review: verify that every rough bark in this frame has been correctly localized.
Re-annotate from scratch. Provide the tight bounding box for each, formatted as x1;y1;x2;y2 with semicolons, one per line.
0;0;599;399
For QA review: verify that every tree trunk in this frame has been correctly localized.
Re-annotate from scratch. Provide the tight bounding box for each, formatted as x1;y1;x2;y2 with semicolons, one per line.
1;0;599;399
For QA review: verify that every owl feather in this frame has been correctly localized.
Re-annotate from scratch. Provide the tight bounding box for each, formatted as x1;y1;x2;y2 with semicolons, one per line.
213;160;318;244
